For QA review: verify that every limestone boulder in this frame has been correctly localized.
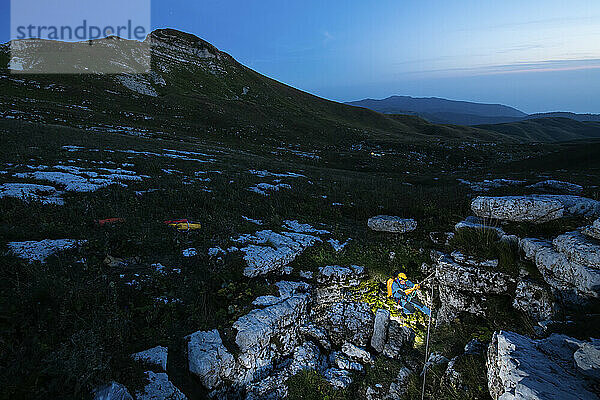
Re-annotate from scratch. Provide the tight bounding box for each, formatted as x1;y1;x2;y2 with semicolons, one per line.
368;216;417;233
487;331;599;400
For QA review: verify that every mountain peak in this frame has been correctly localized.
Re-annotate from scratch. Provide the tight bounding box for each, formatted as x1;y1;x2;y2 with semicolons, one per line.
146;28;222;57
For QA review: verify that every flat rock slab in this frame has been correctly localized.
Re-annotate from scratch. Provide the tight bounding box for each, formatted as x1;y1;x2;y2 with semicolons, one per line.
368;216;417;233
554;231;600;269
454;216;506;236
487;331;599;400
234;230;321;277
7;239;84;263
527;180;583;194
472;195;600;223
520;237;600;302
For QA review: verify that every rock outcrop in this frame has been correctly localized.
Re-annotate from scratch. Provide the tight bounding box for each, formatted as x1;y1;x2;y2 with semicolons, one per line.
232;292;311;384
131;345;168;371
471;195;600;223
321;301;374;347
136;371;187;400
520;236;600;304
368;216;417;233
512;279;556;321
553;231;600;269
371;309;391;353
487;331;599;400
234;230;322;277
433;252;516;323
382;319;416;359
187;330;235;390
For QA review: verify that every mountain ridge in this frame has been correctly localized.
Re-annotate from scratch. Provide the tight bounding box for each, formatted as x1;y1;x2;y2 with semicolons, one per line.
0;29;517;146
346;95;600;126
1;28;599;144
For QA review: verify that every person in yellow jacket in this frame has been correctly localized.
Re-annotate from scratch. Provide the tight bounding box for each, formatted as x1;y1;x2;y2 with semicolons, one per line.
387;271;430;316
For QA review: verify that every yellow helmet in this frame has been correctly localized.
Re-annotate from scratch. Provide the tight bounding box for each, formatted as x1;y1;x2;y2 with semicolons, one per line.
398;273;407;280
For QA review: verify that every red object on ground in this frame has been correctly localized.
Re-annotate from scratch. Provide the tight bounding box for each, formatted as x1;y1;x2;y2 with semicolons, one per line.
164;219;190;224
97;218;125;226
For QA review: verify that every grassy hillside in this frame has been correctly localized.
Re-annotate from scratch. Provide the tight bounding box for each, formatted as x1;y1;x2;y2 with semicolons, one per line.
477;117;600;142
0;29;518;148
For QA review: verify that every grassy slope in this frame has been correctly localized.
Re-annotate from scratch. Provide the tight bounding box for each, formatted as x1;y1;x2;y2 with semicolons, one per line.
0;30;516;148
477;117;600;142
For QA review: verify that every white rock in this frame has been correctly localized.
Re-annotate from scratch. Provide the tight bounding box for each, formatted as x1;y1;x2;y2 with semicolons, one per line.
299;270;313;279
248;182;291;196
135;371;187;400
521;238;600;302
182;248;198;257
131;346;168;371
472;195;600;223
519;238;551;261
328;238;351;252
300;323;331;350
245;341;323;400
512;280;555;321
444;357;461;386
487;331;598;400
574;340;600;380
234;230;321;277
288;341;324;375
186;330;235;390
93;382;133;400
454;216;506;236
368;216;417;233
435;254;514;294
329;351;363;372
451;251;499;268
322;301;374;347
382;320;416;359
0;182;64;205
317;265;364;286
472;196;564;223
275;280;311;298
233;294;310;384
434;254;515;323
371;309;390;353
252;295;283;307
283;220;329;234
341;342;373;364
387;367;413;399
553;231;600;269
7;239;83;263
458;178;526;192
423;352;449;373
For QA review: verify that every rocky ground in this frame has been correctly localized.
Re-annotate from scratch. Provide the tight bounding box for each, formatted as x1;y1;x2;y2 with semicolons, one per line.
1;123;599;399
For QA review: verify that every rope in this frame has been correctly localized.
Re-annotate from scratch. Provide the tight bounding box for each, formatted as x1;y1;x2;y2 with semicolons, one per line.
421;281;434;400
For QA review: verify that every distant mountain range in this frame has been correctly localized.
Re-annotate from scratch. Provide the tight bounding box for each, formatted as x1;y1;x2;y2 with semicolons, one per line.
346;96;600;126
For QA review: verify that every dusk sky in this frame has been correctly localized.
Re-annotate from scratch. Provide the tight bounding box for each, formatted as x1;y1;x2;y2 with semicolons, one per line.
2;0;599;113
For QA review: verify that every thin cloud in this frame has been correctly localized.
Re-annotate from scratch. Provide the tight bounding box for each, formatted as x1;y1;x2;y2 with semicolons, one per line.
406;58;600;78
